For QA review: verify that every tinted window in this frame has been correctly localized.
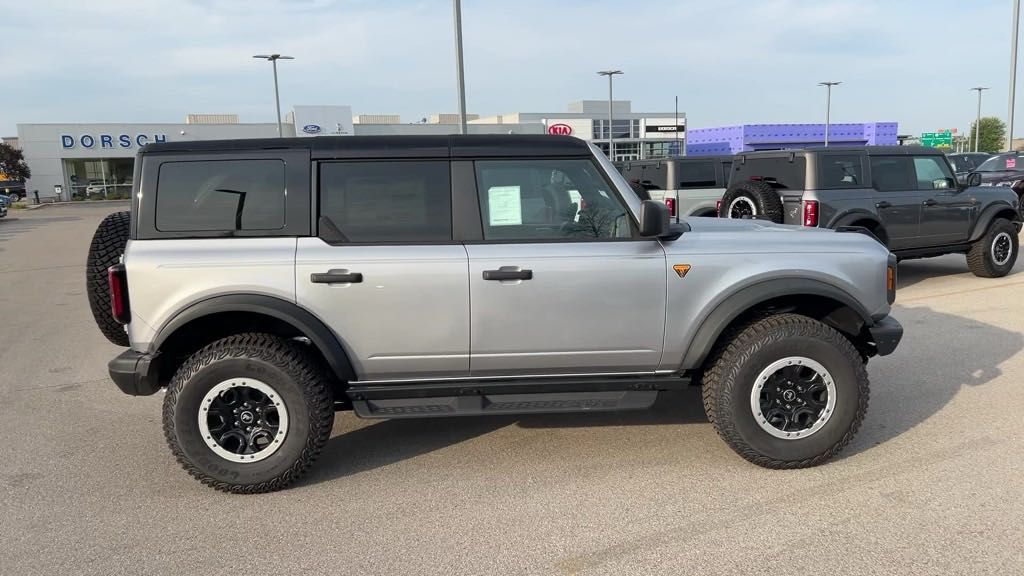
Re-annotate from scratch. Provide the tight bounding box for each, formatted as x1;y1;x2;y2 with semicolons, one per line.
946;155;969;173
976;153;1022;172
913;157;955;190
869;157;915;192
319;161;451;242
721;161;733;185
818;154;865;189
735;157;806;189
156;160;285;232
475;159;633;241
677;161;716;188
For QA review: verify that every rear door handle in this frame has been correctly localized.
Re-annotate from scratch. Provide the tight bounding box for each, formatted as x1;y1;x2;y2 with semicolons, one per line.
923;198;938;206
875;201;892;209
311;269;363;284
482;269;533;281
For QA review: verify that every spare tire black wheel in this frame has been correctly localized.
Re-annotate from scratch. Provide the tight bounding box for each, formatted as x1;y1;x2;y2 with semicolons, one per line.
87;211;131;346
720;180;785;223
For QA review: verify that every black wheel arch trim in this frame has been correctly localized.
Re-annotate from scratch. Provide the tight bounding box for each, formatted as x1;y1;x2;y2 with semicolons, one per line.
830;210;882;230
680;277;875;370
968;201;1022;243
150;293;356;381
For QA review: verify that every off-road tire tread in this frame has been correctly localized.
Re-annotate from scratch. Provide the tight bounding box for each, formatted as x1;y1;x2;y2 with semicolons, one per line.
86;210;131;346
967;218;1017;278
701;313;869;469
720;180;785;224
162;333;334;494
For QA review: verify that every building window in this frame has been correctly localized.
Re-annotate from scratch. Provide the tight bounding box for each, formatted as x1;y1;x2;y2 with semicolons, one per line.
612;141;640;161
642;141;683;159
592;119;640;139
64;158;135;200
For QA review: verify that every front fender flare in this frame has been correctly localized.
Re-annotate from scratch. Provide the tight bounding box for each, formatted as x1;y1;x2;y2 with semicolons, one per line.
968;201;1022;243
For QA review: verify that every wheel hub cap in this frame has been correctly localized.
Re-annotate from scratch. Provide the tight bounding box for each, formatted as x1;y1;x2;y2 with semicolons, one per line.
750;357;837;440
991;232;1013;266
198;378;289;463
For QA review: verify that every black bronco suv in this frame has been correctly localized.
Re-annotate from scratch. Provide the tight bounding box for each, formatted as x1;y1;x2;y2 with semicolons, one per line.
719;146;1022;277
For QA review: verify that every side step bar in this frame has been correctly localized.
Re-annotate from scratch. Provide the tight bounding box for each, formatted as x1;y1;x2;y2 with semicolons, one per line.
346;375;688;419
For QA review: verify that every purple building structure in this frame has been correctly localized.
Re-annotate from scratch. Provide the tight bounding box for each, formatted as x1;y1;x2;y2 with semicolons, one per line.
686;122;899;156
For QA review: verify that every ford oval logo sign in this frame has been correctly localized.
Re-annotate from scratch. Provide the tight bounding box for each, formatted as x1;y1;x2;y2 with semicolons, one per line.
548;123;573;136
302;124;322;134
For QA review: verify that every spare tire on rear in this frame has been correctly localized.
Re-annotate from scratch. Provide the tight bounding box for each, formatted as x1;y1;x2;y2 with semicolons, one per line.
720;180;784;223
87;211;131;346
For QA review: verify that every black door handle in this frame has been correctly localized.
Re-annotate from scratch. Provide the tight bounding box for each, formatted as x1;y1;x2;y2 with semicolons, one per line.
875;201;892;209
923;198;938;206
311;269;363;284
483;269;533;281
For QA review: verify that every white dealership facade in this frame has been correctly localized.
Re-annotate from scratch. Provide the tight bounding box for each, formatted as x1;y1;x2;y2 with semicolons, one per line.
16;100;681;200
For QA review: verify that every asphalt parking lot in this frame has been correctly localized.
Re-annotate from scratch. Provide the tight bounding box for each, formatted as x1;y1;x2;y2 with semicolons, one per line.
2;202;1023;575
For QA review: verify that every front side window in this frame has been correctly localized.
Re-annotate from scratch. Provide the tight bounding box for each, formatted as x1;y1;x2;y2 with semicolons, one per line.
475;159;633;241
869;157;915;192
319;161;451;243
912;157;955;190
156;159;285;232
818;155;865;189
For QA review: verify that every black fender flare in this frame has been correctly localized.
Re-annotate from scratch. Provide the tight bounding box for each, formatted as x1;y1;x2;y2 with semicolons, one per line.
151;294;356;381
830;209;883;230
968;201;1022;243
680;278;874;370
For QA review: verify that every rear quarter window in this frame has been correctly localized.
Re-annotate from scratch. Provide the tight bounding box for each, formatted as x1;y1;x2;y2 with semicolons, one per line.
155;159;286;231
816;154;865;189
734;157;807;189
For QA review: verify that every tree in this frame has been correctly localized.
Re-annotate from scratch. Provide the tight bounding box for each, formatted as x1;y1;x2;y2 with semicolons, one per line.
0;143;31;182
967;116;1007;154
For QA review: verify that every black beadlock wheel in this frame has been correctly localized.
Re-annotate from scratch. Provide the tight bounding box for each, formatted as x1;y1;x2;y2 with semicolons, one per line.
719;180;785;223
967;218;1018;278
162;333;334;494
701;313;869;469
86;211;130;346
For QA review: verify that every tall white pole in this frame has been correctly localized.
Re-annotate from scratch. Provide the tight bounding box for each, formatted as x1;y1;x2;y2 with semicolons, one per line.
271;59;282;137
971;87;989;152
453;0;468;135
818;81;841;146
1009;0;1020;151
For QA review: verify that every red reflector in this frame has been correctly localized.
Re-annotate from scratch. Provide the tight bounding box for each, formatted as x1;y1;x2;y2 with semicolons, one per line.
664;197;677;217
803;200;819;227
716;199;722;216
749;176;763;181
108;264;130;324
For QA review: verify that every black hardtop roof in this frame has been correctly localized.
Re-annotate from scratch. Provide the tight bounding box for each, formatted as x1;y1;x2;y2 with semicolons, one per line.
738;145;943;159
139;134;593;159
618;154;734;166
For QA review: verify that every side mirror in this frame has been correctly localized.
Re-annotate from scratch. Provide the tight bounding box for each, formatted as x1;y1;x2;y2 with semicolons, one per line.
961;172;982;188
639;200;670;238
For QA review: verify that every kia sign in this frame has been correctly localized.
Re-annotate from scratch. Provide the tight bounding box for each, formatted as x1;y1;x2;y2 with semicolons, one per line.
548;123;573;136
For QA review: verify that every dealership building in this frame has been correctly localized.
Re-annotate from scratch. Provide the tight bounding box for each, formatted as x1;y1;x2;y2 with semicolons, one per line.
14;100;684;200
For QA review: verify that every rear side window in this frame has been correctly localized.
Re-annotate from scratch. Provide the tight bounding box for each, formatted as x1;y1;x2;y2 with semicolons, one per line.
319;161;452;243
869;157;915;192
818;155;865;189
677;161;716;188
156;160;285;232
734;157;806;189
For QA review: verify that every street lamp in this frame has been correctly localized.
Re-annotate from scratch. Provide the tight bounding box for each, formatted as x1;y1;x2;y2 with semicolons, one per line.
818;81;841;146
252;54;294;137
453;0;468;135
1009;0;1020;151
598;70;623;159
970;86;990;152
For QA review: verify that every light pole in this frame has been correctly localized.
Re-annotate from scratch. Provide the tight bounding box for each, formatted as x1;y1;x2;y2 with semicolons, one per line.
253;54;294;137
598;70;623;159
1009;0;1020;151
453;0;468;135
971;86;990;152
818;81;841;146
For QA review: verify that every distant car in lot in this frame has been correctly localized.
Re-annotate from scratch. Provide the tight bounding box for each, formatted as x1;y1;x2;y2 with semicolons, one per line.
947;152;991;175
0;198;7;218
719;146;1022;277
615;155;733;220
85;180;109;197
974;151;1024;198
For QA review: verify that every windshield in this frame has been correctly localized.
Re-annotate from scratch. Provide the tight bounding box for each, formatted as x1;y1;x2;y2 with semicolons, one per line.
976;154;1020;172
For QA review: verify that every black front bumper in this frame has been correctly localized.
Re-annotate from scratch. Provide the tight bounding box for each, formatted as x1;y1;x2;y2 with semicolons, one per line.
868;316;903;356
108;349;161;396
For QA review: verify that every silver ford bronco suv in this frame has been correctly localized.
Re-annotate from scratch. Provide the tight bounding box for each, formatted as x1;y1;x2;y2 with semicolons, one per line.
86;135;902;493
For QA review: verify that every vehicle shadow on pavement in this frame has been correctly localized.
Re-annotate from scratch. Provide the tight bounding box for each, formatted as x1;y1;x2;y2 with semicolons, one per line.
896;258;973;289
843;304;1022;458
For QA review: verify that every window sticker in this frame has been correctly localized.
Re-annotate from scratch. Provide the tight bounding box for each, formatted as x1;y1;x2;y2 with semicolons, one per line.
1007;157;1017;169
487;186;523;226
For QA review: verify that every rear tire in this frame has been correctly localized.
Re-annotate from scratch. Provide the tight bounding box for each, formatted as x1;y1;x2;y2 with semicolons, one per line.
719;180;784;223
967;218;1018;278
702;314;869;468
86;211;130;346
162;334;334;493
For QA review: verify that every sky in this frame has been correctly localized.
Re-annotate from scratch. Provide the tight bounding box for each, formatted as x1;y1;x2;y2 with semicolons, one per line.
0;0;1021;137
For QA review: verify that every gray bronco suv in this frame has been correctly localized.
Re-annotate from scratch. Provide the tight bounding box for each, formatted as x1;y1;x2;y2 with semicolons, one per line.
719;146;1022;277
86;135;902;493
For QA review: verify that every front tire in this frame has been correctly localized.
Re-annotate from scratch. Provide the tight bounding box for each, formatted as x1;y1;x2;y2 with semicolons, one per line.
967;218;1018;278
702;314;869;468
163;334;334;493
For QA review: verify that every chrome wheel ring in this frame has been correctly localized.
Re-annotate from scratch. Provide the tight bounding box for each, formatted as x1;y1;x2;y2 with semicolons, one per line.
991;232;1013;266
750;357;837;440
728;196;757;219
198;378;289;463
